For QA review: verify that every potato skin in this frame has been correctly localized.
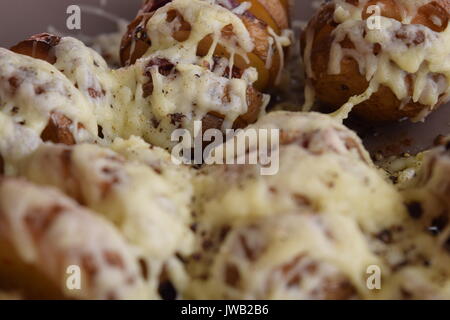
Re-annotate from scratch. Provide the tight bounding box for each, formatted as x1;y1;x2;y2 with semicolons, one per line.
302;1;450;122
236;0;290;32
10;33;61;65
40;112;78;146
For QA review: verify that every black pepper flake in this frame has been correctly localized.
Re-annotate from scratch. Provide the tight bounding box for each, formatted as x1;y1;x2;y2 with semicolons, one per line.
190;223;198;232
191;253;202;261
138;258;149;281
376;229;393;244
97;125;104;139
151;117;160;128
158;281;177;300
389;175;398;184
406;201;423;219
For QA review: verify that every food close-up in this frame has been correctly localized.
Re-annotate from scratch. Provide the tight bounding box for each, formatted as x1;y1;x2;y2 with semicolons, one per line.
0;0;449;301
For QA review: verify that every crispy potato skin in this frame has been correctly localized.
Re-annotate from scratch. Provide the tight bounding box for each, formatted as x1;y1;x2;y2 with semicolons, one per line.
302;1;450;122
40;112;78;146
236;0;290;32
10;33;61;65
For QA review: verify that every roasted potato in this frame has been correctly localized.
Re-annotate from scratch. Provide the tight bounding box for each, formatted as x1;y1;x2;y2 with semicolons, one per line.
119;0;289;134
0;178;150;299
120;0;289;90
9;34;91;145
302;0;450;122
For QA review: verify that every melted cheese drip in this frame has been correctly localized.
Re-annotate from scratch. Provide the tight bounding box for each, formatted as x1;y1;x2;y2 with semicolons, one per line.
268;27;293;85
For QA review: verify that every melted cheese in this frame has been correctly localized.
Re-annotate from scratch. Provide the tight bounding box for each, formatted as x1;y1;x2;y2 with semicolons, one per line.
188;111;409;299
194;112;405;232
14;140;196;298
188;213;380;299
0;113;41;174
127;0;271;148
33;0;279;150
18;142;194;261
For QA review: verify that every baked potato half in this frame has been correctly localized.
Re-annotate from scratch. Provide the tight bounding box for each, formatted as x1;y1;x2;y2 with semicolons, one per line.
302;0;450;122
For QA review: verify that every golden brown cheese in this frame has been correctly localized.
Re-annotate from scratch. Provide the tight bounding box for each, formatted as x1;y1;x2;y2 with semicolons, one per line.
0;113;41;175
